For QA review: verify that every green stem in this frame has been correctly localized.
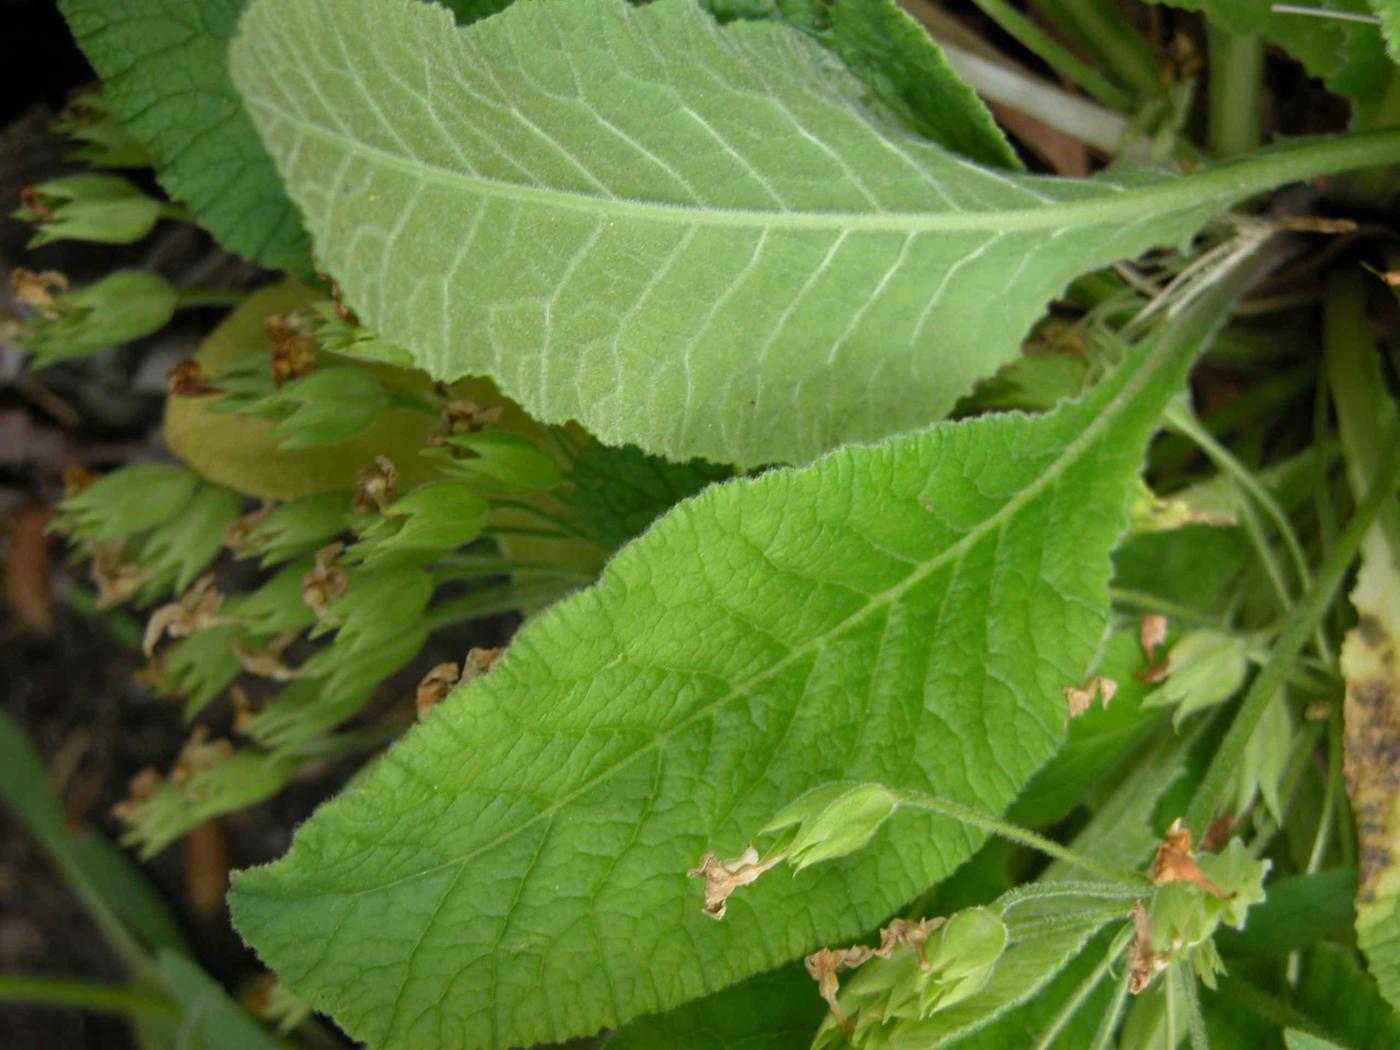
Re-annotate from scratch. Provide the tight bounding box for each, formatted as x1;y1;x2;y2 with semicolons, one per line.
1307;711;1343;873
422;579;575;631
1042;0;1162;97
382;388;440;417
894;790;1149;887
1165;401;1325;656
1324;270;1400;558
0;975;179;1021
1176;960;1210;1050
1032;925;1133;1050
1088;967;1132;1050
964;0;1133;112
997;880;1144;909
173;289;248;310
1207;29;1264;158
490;499;594;543
432;554;594;581
1185;442;1400;830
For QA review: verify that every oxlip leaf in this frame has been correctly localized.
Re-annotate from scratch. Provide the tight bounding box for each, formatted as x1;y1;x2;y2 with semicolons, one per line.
227;238;1271;1047
228;0;1400;467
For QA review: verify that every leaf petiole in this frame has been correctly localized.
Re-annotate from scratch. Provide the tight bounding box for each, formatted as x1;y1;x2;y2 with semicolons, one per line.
892;789;1148;888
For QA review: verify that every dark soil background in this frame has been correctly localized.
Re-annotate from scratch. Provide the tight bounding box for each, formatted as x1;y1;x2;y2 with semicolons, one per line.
0;7;511;1046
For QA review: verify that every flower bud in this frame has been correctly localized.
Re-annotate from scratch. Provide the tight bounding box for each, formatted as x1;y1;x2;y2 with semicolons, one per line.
18;270;177;366
764;782;901;872
16;174;172;247
422;430;563;494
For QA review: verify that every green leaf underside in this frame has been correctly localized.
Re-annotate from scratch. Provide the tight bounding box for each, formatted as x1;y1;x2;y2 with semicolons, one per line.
57;0;310;272
229;0;1395;467
228;252;1253;1049
733;0;1022;170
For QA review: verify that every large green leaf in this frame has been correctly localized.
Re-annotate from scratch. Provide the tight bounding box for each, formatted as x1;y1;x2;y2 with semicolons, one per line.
57;0;310;271
227;238;1264;1047
724;0;1021;169
228;0;1400;467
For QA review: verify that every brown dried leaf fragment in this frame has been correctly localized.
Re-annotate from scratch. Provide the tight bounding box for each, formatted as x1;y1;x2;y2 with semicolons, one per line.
804;944;874;1033
142;574;229;656
352;456;398;514
230;685;262;734
265;310;316;385
878;916;945;970
88;540;145;608
3;506;54;634
170;726;234;787
1150;819;1232;900
233;631;304;681
686;846;784;920
62;467;97;500
416;661;461;721
441;397;503;436
1064;676;1117;719
167;359;218;397
1127;899;1168;994
112;767;163;822
416;647;504;720
301;542;347;617
10;267;67;314
222;504;274;551
1140;615;1168;664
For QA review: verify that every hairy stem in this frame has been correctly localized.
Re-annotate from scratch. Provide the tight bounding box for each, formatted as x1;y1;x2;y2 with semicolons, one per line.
894;790;1148;887
1207;28;1263;158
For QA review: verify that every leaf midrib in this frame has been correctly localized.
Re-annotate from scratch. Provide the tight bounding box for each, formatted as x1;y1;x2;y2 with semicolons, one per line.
240;95;1400;235
245;336;1170;909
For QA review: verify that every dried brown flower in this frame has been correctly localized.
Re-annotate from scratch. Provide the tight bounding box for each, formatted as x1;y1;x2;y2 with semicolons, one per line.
353;456;398;514
687;846;785;920
302;542;347;617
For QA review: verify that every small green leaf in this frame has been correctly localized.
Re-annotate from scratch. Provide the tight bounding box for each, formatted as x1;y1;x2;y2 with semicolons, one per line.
270;368;390;450
240;492;353;567
764;782;901;871
15;173;168;247
121;749;297;858
421;431;564;494
161;624;245;718
1141;628;1252;726
136;483;244;598
1150;0;1395;125
315;560;433;655
58;463;197;542
352;482;489;564
22;271;178;366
